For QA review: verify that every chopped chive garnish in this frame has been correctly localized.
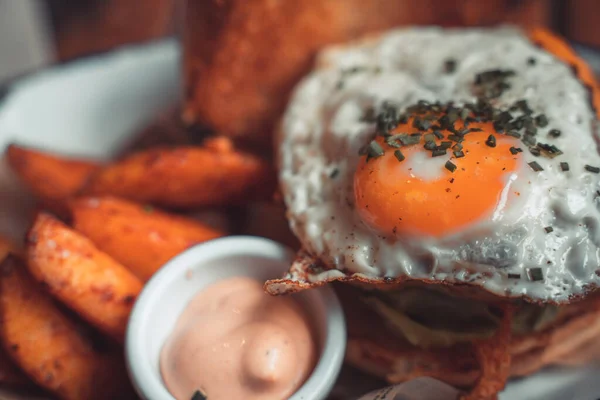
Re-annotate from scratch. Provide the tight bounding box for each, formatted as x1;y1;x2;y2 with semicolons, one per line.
527;57;536;66
366;141;384;159
385;136;402;148
453;150;465;158
433;130;444;139
445;161;457;172
329;169;339;178
453;143;463;151
544;226;554;233
549;129;561;138
509;146;522;155
424;133;435;142
506;131;521;138
444;59;457;74
432;148;447;157
526;267;544;282
529;147;541;156
522;134;536;147
535;114;549;127
394;150;405;162
191;390;208;400
508;273;521;279
485;135;497;147
459;109;469;121
440;141;452;149
447;134;463;142
585;165;600;173
424;141;437;150
525;126;538;136
528;161;544;172
560;162;569;171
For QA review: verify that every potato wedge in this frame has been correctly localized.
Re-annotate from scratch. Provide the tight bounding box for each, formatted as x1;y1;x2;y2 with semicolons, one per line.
0;256;135;399
6;144;101;205
82;143;275;208
70;196;224;281
26;213;142;341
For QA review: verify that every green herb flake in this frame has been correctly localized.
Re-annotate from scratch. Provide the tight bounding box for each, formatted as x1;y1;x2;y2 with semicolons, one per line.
423;133;435;142
549;129;561;138
509;147;522;155
424;141;437;150
522;134;537;147
452;143;463;151
529;147;541;157
433;130;444;139
560;162;569;172
508;273;521;279
535;114;549;127
385;136;402;148
440;141;452;149
329;169;339;179
528;161;544;172
453;150;465;158
432;148;447;157
459;108;470;121
445;161;457;173
527;57;536;66
485;135;497;148
444;59;457;74
526;267;544;282
544;226;553;233
191;390;208;400
394;150;405;162
366;141;385;159
585;165;600;173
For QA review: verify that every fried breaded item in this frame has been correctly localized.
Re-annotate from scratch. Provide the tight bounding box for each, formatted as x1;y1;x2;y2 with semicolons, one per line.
70;196;224;281
26;213;142;342
82;142;275;209
0;256;135;400
183;0;550;143
6;144;102;214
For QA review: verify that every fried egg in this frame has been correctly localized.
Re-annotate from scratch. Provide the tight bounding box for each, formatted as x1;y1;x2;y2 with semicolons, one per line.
278;27;600;301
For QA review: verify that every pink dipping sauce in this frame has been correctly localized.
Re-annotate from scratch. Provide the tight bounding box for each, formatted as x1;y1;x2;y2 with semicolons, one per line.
160;277;316;400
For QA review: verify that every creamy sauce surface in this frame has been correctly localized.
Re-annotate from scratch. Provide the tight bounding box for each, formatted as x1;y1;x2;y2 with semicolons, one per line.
160;277;316;400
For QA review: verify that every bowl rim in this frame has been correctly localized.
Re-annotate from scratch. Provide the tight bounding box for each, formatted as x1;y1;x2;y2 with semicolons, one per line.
125;235;347;400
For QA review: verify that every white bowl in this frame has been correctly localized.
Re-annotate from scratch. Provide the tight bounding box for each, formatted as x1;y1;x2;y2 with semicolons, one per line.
125;236;347;400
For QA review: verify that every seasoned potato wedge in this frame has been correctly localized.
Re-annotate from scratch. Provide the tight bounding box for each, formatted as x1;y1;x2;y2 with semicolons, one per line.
70;196;224;281
26;213;142;341
0;256;135;399
82;143;275;208
6;144;101;206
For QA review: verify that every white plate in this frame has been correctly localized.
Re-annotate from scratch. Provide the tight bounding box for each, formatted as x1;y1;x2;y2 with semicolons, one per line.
0;39;599;400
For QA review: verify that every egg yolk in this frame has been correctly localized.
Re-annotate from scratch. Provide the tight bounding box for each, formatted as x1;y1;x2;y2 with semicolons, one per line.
354;119;520;237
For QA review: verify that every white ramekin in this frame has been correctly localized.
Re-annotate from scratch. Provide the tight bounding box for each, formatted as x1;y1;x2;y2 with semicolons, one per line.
125;236;346;400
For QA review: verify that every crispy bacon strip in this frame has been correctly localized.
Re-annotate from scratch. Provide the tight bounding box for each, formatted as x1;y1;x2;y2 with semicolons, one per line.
461;306;513;400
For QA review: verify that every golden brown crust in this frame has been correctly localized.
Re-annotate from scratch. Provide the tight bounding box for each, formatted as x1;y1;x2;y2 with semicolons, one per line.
183;0;550;144
265;249;599;304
